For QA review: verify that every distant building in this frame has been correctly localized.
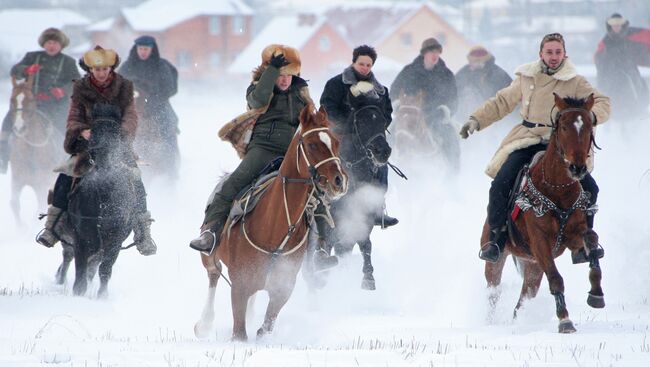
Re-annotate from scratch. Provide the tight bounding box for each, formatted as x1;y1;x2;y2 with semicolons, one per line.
87;0;254;80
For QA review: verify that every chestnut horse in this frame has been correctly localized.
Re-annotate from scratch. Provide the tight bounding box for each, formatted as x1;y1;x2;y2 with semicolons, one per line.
483;93;604;333
8;76;63;224
194;105;347;341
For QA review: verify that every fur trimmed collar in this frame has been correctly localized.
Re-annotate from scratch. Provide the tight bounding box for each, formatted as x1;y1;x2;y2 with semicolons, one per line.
514;59;578;81
341;66;385;97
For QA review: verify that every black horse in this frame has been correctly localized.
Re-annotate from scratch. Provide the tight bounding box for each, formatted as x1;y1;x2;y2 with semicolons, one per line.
64;104;138;297
310;98;392;290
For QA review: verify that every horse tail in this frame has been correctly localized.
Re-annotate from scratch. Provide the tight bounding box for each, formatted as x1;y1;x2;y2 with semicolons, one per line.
512;256;526;279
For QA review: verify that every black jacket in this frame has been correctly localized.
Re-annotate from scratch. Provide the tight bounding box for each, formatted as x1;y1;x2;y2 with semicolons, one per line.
390;56;458;120
455;58;512;119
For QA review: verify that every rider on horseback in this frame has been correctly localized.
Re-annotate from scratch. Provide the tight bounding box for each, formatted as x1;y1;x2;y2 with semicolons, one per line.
0;28;80;173
189;44;313;254
390;38;458;126
459;33;611;263
36;46;157;256
321;45;398;230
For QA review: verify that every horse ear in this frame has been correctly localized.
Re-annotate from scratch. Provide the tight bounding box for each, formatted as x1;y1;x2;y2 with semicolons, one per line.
553;92;568;110
318;104;328;121
300;104;313;126
584;93;595;111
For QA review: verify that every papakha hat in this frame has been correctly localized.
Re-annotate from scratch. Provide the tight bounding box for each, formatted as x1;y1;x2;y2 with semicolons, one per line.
261;44;301;76
38;27;70;49
82;46;119;69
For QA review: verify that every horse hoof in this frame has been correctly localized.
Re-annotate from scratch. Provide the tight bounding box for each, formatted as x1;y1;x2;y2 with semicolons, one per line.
256;327;269;339
231;333;248;342
361;278;376;291
558;319;577;334
587;293;605;309
193;322;212;339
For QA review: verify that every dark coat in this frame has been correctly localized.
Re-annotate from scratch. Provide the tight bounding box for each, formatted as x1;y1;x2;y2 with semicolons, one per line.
320;66;393;136
246;65;310;154
118;41;179;134
10;50;81;129
390;56;458;120
65;73;137;156
595;26;650;118
455;57;512;119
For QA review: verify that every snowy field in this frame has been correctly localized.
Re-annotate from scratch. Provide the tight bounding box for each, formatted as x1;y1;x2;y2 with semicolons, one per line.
1;76;650;367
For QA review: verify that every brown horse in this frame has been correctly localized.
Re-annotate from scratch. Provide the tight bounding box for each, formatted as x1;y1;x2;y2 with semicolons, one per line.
483;93;604;333
392;91;460;172
194;105;347;341
8;76;63;224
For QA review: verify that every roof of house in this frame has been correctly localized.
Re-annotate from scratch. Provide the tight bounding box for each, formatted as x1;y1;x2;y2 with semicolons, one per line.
0;8;90;58
120;0;253;32
228;15;333;74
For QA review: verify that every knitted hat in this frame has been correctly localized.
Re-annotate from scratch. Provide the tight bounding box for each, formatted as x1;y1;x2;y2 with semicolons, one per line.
82;46;119;69
261;44;301;76
38;27;70;49
606;13;627;26
467;45;491;64
420;37;442;55
134;35;156;47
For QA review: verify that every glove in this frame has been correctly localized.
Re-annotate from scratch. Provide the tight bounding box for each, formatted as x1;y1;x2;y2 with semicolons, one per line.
460;118;480;139
24;64;41;75
50;87;65;99
269;53;289;68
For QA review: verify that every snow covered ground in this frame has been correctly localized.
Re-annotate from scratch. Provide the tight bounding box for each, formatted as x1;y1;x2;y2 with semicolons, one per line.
1;78;649;366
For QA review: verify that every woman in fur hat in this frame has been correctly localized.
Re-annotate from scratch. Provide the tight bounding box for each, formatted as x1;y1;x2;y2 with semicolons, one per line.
36;46;157;256
189;44;312;254
459;33;611;263
0;27;80;173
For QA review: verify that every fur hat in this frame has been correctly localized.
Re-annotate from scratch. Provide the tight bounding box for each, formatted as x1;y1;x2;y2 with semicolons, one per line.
261;44;301;76
420;37;442;55
38;27;69;49
80;46;120;71
467;45;492;64
606;13;628;27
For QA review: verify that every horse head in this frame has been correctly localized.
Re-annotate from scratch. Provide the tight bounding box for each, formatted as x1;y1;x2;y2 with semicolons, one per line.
552;93;595;180
344;104;391;168
88;103;125;169
10;75;37;131
296;104;348;200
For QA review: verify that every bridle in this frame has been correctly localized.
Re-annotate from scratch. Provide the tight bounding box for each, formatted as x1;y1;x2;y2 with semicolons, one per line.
344;105;388;169
241;125;343;257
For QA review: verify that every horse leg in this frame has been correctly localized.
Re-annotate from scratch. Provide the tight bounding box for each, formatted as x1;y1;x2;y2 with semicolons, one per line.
194;257;222;339
97;246;120;299
231;280;252;341
584;232;605;308
10;180;23;226
359;238;375;291
55;243;74;285
540;259;575;333
513;259;544;319
87;250;102;285
73;242;89;296
257;278;296;339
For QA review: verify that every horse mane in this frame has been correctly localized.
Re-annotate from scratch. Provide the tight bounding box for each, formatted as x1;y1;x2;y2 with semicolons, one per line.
92;103;122;122
561;96;588;108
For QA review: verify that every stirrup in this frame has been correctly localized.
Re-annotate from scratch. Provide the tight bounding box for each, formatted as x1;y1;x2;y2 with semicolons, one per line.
478;243;501;263
571;244;605;264
35;228;56;248
190;230;217;256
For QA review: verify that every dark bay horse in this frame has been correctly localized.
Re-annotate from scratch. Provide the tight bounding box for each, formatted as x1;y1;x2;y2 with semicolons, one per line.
392;91;460;173
8;76;63;224
316;99;393;291
483;93;604;333
194;105;347;341
65;104;137;297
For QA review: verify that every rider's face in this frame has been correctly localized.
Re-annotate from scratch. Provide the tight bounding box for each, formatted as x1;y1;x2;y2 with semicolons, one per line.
90;67;112;83
422;50;441;69
43;40;62;56
136;46;153;60
539;40;566;69
611;24;623;33
275;74;293;91
352;56;373;76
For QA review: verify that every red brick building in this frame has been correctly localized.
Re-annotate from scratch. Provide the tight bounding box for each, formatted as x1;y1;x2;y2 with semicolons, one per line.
87;0;253;80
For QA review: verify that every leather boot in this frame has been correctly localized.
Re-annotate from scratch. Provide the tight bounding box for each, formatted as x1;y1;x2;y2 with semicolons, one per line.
572;212;604;264
133;211;157;256
36;206;73;247
189;218;226;255
374;212;399;228
479;228;506;262
313;238;338;272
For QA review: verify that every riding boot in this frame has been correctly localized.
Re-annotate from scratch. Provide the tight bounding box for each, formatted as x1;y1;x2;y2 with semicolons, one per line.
374;203;399;228
571;210;605;264
36;205;73;248
189;217;227;255
313;237;338;272
479;227;507;263
0;133;9;174
133;211;157;256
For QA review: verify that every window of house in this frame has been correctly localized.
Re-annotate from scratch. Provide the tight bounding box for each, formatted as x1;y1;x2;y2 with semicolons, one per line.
319;35;331;51
400;33;412;47
177;51;192;70
231;16;245;34
209;52;222;69
209;16;221;35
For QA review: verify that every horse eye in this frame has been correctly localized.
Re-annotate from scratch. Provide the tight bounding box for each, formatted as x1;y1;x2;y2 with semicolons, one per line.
308;143;317;150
